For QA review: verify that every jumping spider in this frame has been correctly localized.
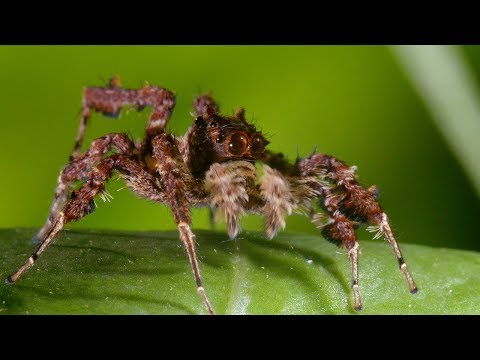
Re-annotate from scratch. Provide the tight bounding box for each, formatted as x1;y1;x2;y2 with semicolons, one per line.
7;76;417;314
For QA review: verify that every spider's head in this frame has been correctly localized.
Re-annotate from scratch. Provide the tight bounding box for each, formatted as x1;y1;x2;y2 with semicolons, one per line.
194;106;269;162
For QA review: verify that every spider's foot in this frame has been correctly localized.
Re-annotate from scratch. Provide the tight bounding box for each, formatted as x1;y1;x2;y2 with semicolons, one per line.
410;287;418;295
354;304;363;311
5;276;15;285
352;283;362;312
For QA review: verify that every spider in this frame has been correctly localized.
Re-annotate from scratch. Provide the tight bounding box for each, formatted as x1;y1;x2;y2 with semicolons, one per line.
6;76;417;314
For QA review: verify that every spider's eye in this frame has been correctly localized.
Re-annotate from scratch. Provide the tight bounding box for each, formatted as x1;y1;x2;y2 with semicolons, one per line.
228;132;248;155
251;135;267;154
209;121;218;128
195;116;203;126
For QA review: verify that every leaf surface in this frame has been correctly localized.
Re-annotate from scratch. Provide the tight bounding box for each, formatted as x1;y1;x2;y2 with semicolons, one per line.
1;228;478;314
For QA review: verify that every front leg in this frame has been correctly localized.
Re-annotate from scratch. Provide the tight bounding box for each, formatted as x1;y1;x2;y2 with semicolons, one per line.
152;133;215;315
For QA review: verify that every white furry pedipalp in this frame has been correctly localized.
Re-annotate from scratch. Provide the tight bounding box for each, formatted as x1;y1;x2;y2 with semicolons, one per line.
204;161;257;239
260;165;296;239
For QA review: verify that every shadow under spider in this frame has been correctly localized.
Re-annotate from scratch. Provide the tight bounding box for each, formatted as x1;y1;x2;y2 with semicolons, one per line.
194;229;353;313
245;234;353;313
64;228;179;240
55;243;131;258
6;228;354;313
5;283;197;314
49;243;186;277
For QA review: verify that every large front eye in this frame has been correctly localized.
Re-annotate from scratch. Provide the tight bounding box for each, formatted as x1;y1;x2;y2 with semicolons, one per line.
251;135;266;154
228;133;248;155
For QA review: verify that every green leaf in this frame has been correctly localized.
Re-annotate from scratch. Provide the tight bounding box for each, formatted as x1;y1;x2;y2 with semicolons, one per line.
1;228;478;314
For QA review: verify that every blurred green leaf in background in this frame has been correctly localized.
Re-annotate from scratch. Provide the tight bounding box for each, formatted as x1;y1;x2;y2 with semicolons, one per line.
0;45;478;250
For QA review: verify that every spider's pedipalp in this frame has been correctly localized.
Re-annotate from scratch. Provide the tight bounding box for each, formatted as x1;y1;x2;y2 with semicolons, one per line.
260;165;295;239
204;161;257;239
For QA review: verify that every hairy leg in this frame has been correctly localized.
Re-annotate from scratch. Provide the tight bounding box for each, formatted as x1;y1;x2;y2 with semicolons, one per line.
34;133;136;244
72;77;176;160
312;210;362;310
193;93;218;118
299;152;418;299
7;154;154;284
152;133;215;314
194;93;220;231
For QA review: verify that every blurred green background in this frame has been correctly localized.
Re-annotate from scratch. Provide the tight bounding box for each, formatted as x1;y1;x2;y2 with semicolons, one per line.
0;46;479;251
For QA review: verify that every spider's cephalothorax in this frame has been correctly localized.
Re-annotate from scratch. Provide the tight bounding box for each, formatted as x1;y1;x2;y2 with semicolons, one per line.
182;105;269;178
7;77;417;314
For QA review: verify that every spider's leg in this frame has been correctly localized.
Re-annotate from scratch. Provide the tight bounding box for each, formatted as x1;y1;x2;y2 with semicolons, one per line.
73;79;176;159
8;154;151;284
193;93;218;117
324;155;417;294
34;133;136;244
296;152;417;308
153;133;215;315
313;211;362;310
371;212;417;294
194;93;220;232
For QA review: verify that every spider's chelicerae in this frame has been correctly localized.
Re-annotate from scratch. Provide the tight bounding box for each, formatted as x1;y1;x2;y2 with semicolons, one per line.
7;77;417;313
